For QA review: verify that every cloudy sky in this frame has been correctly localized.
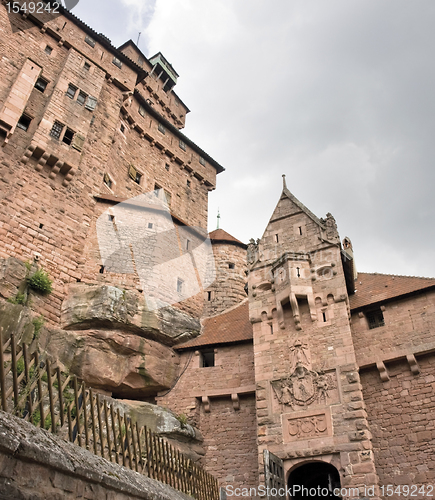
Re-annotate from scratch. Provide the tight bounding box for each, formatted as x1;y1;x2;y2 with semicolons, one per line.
72;0;435;278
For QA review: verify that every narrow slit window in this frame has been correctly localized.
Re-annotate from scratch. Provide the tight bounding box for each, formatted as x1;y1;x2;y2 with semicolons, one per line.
186;179;191;188
177;278;184;294
103;173;112;189
186;239;190;251
296;267;300;277
207;291;212;301
299;226;303;235
99;265;105;274
322;311;327;322
275;234;279;243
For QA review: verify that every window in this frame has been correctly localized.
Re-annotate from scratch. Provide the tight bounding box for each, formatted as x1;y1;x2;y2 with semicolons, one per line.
177;278;184;294
85;96;98;111
138;105;146;117
62;128;75;145
186;239;190;251
77;91;87;105
366;310;385;330
164;190;171;206
34;78;48;93
154;184;161;195
84;62;91;71
103;173;112;189
199;156;206;166
85;35;96;48
112;57;122;69
108;214;115;222
120;124;125;133
228;263;235;270
128;165;141;184
50;121;64;140
158;123;166;134
299;226;303;236
148;223;153;229
275;234;279;243
45;45;53;55
17;114;32;131
200;349;215;368
137;56;144;67
66;84;77;99
207;291;212;301
186;179;191;188
165;163;170;171
322;311;327;322
179;140;186;151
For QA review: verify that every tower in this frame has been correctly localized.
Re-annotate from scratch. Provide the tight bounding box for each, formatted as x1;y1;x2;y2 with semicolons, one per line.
248;179;380;498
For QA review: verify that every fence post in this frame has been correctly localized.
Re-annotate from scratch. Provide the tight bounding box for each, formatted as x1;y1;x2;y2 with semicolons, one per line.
0;333;6;412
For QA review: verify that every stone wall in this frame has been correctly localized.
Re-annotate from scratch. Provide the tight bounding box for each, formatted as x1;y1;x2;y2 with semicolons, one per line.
0;6;220;325
203;241;247;317
157;343;258;487
351;290;435;368
0;410;192;500
361;353;435;490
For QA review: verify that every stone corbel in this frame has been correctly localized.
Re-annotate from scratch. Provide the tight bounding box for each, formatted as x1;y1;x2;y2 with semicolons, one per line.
376;361;390;382
201;396;210;413
231;394;240;411
49;160;64;179
406;354;420;375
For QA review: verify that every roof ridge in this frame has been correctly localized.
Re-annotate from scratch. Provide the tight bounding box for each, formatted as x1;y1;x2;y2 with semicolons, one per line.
357;271;435;280
282;187;325;228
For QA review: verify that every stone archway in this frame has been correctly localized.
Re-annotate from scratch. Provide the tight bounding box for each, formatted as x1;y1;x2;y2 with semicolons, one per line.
287;461;341;499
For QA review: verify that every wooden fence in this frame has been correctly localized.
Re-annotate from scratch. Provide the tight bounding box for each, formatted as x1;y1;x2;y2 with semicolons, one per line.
0;333;219;500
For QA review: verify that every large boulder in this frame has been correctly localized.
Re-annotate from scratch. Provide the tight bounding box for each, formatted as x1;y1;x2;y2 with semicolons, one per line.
40;327;180;398
124;401;205;462
61;284;200;346
0;300;37;345
0;257;28;301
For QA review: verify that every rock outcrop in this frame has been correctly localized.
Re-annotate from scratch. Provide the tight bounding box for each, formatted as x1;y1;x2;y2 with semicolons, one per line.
40;327;180;398
61;283;201;346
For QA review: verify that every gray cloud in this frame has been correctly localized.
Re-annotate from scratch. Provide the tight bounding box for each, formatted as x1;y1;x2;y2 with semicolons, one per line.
74;0;435;277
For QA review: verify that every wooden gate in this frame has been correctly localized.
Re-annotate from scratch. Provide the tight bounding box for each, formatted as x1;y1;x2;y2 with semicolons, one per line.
263;449;286;500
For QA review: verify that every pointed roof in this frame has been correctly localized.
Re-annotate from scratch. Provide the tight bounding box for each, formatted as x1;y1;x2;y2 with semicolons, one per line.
209;229;247;249
349;272;435;310
279;186;326;229
176;301;252;350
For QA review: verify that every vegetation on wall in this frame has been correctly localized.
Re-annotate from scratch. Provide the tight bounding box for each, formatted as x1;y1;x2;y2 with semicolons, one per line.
27;268;53;295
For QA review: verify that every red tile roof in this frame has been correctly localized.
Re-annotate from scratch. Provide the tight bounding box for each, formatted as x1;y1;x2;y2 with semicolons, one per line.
209;229;247;248
350;272;435;310
177;301;253;350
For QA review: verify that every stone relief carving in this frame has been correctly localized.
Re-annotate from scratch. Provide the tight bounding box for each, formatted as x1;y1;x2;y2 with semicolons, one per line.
271;339;335;409
287;414;328;439
320;212;340;242
247;238;261;268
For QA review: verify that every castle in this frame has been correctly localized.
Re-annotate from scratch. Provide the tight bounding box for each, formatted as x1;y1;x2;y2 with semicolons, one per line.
1;3;435;499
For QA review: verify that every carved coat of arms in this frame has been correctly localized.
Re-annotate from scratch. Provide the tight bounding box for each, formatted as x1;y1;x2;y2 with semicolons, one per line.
271;339;335;408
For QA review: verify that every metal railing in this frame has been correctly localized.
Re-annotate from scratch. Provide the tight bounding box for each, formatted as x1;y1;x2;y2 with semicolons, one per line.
0;333;219;500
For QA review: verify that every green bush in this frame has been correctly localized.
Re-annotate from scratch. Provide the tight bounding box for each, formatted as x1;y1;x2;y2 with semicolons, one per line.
27;269;53;295
32;316;45;339
7;292;26;305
